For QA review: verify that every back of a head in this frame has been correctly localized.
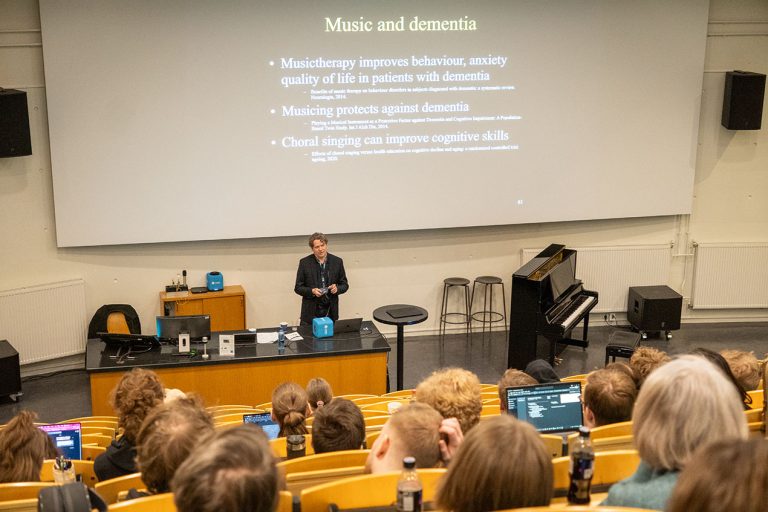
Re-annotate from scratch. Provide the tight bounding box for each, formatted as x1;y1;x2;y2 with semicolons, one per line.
720;349;761;392
271;382;309;437
692;347;751;408
414;367;482;433
310;398;364;454
667;438;768;512
387;402;443;469
172;424;280;512
497;369;537;411
0;410;58;483
111;367;165;443
437;415;553;512
584;367;637;426
633;355;748;472
629;346;670;388
136;395;215;494
306;377;333;412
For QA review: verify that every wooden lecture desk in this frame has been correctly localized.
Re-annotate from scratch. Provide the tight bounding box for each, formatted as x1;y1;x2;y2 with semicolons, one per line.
86;321;390;415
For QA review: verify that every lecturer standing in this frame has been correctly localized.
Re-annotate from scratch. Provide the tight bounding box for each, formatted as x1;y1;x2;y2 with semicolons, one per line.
294;232;349;325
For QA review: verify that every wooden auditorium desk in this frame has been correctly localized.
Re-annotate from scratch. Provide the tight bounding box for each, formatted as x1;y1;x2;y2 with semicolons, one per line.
85;322;390;416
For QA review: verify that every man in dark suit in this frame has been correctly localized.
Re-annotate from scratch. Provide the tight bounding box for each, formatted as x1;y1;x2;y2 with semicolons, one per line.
294;232;349;325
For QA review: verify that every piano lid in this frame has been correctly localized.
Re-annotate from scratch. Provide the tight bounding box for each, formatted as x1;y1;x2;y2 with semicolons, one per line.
514;244;567;280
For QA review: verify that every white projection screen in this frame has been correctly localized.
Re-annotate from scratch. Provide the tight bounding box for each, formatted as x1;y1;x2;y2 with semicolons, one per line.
39;0;709;247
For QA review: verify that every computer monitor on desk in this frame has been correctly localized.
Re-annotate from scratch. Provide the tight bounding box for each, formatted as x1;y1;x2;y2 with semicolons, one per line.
156;315;211;341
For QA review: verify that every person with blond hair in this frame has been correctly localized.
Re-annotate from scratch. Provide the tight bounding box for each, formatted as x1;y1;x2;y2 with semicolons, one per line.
628;346;670;387
271;381;309;437
134;395;215;496
414;367;482;433
582;366;637;428
172;424;281;512
94;367;165;481
436;415;553;511
306;377;333;413
0;410;58;483
667;438;768;512
365;402;443;473
720;349;762;391
603;355;749;510
497;368;537;412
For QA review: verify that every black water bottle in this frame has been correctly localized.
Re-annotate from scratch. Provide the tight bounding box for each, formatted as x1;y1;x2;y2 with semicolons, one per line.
286;434;306;459
567;426;595;504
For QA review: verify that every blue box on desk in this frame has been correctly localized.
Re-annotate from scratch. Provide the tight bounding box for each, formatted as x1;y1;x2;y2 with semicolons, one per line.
312;317;333;338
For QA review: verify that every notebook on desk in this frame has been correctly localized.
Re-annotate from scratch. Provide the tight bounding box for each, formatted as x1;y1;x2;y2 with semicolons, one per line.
387;306;422;319
505;382;583;434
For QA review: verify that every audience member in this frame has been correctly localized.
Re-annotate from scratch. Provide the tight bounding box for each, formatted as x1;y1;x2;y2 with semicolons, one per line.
271;382;309;437
0;410;58;483
414;367;482;433
310;397;365;453
306;377;333;413
94;368;165;481
436;415;552;511
692;347;752;408
524;359;560;383
628;346;670;387
603;355;748;510
134;395;215;496
365;402;442;473
667;438;768;512
604;361;640;390
497;368;537;412
720;349;762;391
582;367;637;428
172;424;281;512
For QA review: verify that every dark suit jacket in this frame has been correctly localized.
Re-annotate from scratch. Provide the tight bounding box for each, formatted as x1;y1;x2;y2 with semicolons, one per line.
294;253;349;324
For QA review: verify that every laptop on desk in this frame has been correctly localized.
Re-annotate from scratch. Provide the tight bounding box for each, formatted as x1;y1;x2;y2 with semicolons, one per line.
334;317;363;334
39;423;83;460
505;382;583;434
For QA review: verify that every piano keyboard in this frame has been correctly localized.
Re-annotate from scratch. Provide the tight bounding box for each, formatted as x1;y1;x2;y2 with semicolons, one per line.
557;295;597;329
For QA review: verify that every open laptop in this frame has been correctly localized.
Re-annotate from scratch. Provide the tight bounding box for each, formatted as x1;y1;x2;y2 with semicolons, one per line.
39;423;83;460
505;382;583;434
243;412;280;440
334;317;363;334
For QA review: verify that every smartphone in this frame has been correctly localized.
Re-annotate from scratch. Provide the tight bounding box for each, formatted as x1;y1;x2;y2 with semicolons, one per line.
243;412;280;440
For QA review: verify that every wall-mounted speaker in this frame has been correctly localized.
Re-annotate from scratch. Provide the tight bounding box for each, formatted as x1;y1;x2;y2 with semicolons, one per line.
0;89;32;157
721;71;766;131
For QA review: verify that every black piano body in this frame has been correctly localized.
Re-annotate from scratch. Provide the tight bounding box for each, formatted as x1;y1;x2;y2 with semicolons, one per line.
507;244;599;369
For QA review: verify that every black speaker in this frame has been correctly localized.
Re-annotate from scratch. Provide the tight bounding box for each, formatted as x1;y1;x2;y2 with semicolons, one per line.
721;71;766;130
0;340;22;399
627;285;682;333
0;88;32;157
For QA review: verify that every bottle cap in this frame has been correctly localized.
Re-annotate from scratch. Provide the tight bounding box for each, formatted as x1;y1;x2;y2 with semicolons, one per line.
403;456;416;469
579;426;591;437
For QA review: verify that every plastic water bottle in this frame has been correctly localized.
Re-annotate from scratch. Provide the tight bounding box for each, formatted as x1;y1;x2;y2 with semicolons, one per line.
53;455;76;484
396;456;422;512
567;426;595;504
277;322;286;351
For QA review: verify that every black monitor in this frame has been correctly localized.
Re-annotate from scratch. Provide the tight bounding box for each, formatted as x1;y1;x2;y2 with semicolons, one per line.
156;315;211;341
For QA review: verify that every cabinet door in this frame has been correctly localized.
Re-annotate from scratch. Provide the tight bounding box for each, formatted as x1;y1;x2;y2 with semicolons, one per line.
174;299;204;316
203;295;245;331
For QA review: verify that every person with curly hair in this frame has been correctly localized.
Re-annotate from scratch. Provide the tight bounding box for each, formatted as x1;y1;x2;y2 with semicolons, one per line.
720;349;762;391
414;367;482;433
628;346;670;388
94;367;165;481
271;382;309;437
0;410;58;483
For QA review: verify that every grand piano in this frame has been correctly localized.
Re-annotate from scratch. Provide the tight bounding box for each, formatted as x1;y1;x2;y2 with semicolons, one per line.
508;244;599;369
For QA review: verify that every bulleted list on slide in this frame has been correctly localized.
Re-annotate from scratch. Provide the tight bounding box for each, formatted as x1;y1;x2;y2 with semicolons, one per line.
269;53;521;163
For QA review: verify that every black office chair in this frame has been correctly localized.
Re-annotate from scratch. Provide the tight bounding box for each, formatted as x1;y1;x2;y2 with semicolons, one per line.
87;304;141;339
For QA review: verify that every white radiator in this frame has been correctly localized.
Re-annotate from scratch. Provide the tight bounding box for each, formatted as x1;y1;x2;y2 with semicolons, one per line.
692;243;768;309
0;279;88;365
522;245;672;313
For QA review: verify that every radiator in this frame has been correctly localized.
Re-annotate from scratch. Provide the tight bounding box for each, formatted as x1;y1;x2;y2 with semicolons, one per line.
691;243;768;309
0;279;88;365
522;245;672;314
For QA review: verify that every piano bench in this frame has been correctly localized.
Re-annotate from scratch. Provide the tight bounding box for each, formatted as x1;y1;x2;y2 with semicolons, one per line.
604;331;641;366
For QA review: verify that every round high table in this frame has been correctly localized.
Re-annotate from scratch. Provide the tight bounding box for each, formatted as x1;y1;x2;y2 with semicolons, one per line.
373;304;428;391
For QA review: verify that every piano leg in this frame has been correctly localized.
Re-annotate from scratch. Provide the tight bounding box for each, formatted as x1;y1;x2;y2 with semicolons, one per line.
581;314;590;350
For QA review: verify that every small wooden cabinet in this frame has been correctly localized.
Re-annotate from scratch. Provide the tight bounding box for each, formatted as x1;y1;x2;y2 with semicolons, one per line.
159;285;246;331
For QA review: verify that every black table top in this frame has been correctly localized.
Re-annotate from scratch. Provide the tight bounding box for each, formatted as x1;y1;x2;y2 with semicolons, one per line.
372;304;428;326
86;321;389;372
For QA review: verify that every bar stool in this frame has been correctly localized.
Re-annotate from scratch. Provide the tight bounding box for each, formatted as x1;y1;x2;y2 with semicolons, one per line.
470;276;508;344
438;277;471;353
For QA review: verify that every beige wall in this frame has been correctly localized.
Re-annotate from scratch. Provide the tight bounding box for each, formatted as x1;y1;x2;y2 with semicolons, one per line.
1;0;767;344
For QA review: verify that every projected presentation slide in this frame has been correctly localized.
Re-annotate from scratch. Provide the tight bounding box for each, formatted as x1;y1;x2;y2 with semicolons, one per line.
39;1;709;246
